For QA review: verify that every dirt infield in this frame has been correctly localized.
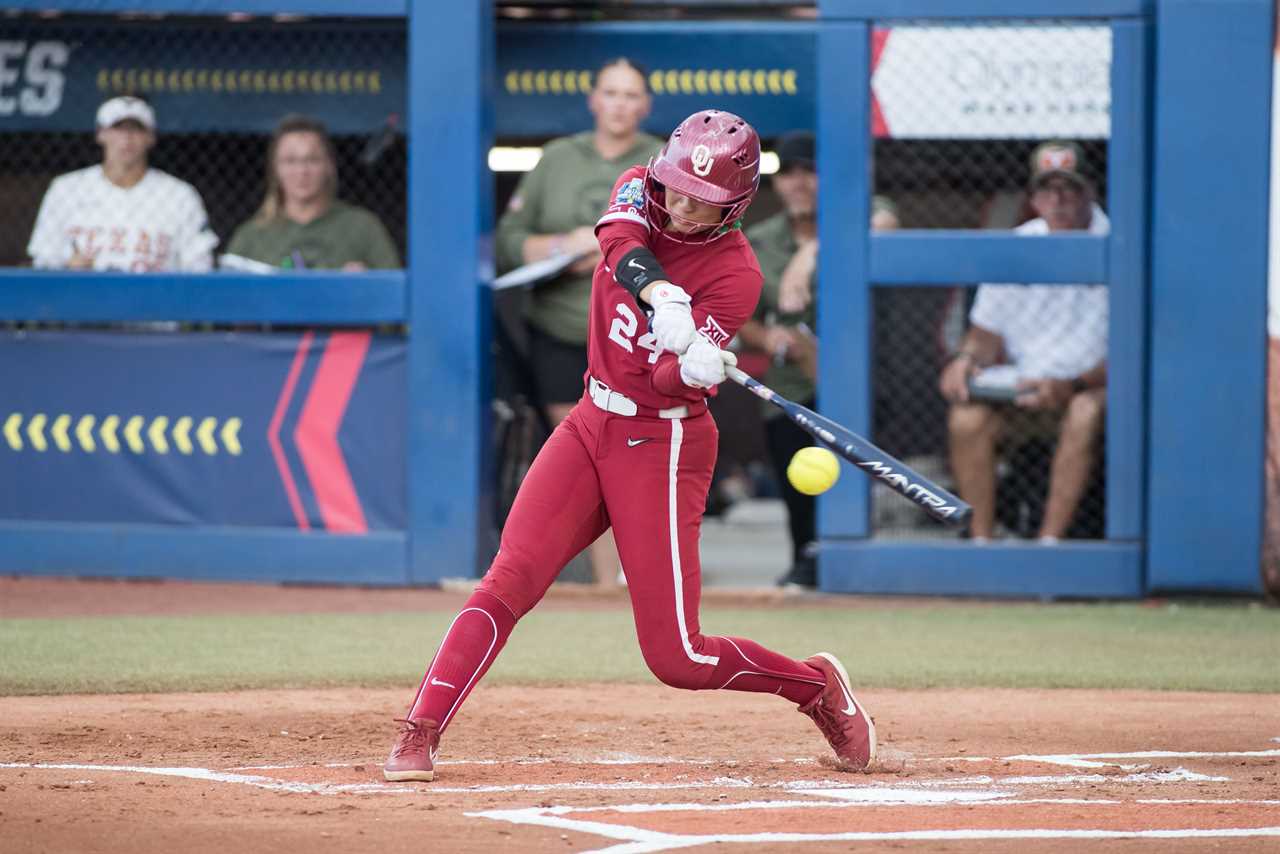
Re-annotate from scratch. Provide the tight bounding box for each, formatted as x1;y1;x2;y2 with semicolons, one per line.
3;686;1278;853
2;577;1278;852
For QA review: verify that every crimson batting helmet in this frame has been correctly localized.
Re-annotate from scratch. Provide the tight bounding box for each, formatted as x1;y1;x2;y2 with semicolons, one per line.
644;109;761;243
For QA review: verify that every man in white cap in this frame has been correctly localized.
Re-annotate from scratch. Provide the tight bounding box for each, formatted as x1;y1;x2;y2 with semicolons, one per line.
27;95;217;272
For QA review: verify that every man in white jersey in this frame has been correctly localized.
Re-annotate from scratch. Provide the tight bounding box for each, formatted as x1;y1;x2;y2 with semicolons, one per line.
27;96;217;272
939;141;1109;543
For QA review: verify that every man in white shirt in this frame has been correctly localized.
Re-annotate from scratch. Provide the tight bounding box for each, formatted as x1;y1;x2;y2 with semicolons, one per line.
27;96;218;272
939;141;1109;543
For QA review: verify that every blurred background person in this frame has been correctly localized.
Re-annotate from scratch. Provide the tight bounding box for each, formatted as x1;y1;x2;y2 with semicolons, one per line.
741;131;901;590
225;114;400;270
27;95;217;272
738;132;821;590
939;141;1109;544
493;57;662;588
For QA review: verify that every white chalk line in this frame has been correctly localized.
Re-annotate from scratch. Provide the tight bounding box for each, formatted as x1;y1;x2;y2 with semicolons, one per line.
0;762;1252;799
229;756;809;771
228;747;1280;773
523;795;1280;815
0;762;415;795
464;808;1280;854
942;748;1280;768
7;752;1280;852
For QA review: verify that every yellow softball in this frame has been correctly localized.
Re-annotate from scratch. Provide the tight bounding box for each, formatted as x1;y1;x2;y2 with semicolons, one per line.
787;446;841;496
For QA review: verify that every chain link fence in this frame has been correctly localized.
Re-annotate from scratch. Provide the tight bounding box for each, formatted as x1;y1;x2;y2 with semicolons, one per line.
1;14;406;274
868;21;1112;541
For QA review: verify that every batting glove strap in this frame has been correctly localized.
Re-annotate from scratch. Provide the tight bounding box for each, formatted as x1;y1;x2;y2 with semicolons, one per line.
650;284;697;355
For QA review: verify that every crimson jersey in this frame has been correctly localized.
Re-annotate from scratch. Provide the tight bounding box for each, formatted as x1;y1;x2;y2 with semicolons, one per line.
587;165;763;411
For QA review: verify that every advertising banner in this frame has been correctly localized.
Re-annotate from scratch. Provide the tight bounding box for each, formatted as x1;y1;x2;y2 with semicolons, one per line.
871;25;1112;139
0;329;406;532
3;18;1108;139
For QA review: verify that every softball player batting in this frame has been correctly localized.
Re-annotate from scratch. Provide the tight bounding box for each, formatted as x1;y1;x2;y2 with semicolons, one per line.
384;110;875;782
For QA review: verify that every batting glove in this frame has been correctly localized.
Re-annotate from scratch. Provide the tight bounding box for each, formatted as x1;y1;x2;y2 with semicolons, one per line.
649;283;697;355
679;335;738;388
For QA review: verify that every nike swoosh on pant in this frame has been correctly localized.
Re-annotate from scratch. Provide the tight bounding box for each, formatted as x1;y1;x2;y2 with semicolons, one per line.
627;438;651;447
429;677;456;689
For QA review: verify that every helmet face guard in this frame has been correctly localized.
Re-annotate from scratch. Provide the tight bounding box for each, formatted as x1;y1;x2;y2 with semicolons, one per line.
643;110;761;244
643;161;755;245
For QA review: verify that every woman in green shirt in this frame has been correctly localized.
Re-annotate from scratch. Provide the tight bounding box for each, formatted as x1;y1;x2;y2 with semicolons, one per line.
226;114;400;271
494;58;663;588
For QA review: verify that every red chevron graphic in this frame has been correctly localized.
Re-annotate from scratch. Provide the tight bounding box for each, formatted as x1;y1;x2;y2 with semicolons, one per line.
294;331;371;534
269;330;314;531
871;28;890;138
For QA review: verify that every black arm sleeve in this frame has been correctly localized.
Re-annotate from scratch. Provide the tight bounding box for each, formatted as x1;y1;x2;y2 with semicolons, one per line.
613;246;668;308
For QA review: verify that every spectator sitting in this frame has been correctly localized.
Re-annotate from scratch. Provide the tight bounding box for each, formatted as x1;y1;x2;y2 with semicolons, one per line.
27;95;218;272
225;114;400;270
494;57;663;588
939;140;1109;543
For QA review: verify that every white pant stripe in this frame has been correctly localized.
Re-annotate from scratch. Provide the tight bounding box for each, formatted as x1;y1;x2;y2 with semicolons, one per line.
414;607;498;731
668;418;718;667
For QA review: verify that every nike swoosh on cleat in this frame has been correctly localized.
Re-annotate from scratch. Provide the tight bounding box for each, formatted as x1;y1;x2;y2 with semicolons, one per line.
429;677;456;689
626;438;651;447
830;672;859;716
837;683;858;716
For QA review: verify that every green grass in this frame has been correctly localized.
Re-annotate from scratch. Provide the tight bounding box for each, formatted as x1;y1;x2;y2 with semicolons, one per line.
1;602;1276;696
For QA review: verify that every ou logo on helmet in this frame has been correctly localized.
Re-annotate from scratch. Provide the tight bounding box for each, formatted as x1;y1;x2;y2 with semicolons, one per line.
690;144;714;177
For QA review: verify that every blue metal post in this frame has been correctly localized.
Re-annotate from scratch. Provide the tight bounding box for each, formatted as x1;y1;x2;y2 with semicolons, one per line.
406;0;493;583
1147;0;1272;592
815;20;872;549
1104;19;1151;543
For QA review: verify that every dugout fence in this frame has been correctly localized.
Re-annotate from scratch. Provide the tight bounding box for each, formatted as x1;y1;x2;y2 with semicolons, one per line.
0;0;1269;596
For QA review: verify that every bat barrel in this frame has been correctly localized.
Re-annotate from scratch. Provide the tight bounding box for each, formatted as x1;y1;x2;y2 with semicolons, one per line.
725;365;972;527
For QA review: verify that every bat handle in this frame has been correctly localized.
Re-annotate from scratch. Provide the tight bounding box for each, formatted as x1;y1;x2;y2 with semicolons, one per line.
725;365;750;386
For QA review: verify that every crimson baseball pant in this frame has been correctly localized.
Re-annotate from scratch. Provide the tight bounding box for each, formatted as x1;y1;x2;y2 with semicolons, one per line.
406;398;826;731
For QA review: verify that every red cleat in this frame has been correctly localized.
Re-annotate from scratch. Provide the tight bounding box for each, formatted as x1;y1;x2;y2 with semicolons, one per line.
383;718;440;782
798;652;877;770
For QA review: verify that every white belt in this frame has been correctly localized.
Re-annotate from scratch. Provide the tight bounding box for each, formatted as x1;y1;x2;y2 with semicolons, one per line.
588;376;689;419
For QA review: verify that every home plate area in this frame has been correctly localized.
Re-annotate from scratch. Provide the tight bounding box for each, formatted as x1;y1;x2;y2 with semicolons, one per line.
21;745;1277;851
5;688;1279;852
454;748;1280;848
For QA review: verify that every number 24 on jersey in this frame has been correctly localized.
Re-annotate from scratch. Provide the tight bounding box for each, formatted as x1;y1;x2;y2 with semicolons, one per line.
607;302;660;363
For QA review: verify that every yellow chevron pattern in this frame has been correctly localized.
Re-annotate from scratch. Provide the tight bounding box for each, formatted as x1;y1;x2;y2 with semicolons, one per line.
503;67;799;97
2;413;245;456
220;418;243;456
173;416;194;455
51;414;72;453
75;415;96;453
27;413;47;452
147;416;169;454
124;415;145;454
101;415;120;454
196;417;218;455
3;413;22;451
